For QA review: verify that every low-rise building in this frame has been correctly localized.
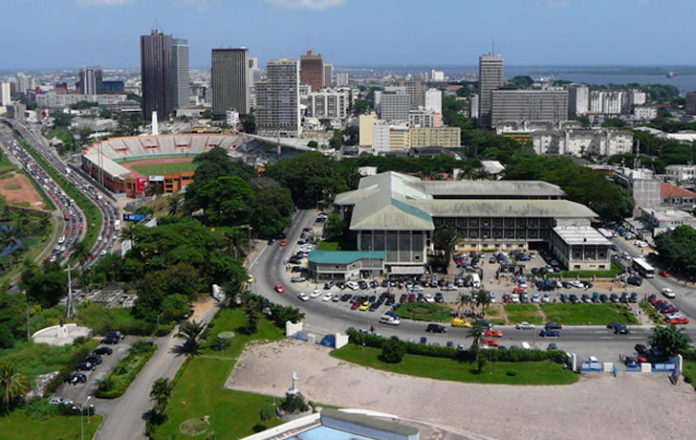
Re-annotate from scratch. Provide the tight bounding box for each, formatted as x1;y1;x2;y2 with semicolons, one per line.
661;183;696;210
665;164;696;186
491;89;568;128
409;126;460;148
549;226;611;271
533;128;633;157
633;106;657;121
304;88;349;120
307;250;385;281
36;93;127;108
640;207;696;236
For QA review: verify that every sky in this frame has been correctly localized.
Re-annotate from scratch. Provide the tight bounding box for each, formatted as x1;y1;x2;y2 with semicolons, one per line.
1;0;694;70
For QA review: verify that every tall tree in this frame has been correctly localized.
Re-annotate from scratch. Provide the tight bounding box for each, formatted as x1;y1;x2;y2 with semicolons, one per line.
0;361;29;411
648;324;692;357
175;320;206;355
149;377;173;418
466;324;485;370
473;288;491;318
433;227;458;264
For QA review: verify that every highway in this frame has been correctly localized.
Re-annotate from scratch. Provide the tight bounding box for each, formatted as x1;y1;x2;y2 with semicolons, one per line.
249;209;696;362
0;119;119;270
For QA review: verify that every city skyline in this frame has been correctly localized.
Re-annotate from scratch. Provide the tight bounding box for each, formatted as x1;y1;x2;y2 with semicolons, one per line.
0;0;695;69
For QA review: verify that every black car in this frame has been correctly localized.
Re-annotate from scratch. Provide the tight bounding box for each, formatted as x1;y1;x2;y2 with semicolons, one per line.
620;292;629;303
627;276;643;286
560;293;568;303
614;325;630;335
419;336;427;344
267;238;276;245
610;293;619;303
545;322;562;330
101;336;120;345
569;294;579;304
85;354;102;365
635;344;649;355
547;343;559;351
425;323;446;333
474;319;492;329
76;361;96;371
600;294;609;303
93;346;113;356
107;330;125;340
434;292;444;303
606;322;623;330
64;373;87;384
629;292;638;303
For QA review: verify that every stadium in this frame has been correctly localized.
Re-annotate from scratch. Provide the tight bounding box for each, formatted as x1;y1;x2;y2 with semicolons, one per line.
81;133;247;197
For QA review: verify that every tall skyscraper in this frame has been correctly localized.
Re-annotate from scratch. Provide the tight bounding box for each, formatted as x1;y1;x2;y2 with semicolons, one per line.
15;72;31;95
396;79;425;109
425;88;442;114
78;66;103;95
256;58;300;137
140;29;173;121
380;87;410;122
568;84;589;115
211;48;250;118
0;82;11;106
323;62;333;88
300;49;323;92
172;38;190;110
478;54;504;127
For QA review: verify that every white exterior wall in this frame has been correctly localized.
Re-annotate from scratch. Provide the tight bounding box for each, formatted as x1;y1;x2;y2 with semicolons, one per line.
425;88;442;114
0;82;11;106
373;121;390;153
533;129;633;156
666;165;696;183
634;106;657;120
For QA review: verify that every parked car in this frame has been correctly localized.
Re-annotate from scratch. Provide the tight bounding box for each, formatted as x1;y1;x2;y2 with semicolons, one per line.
425;323;446;333
434;292;444;303
85;354;102;365
634;344;649;355
64;373;87;384
661;288;676;298
75;361;96;371
626;276;642;286
93;346;113;356
624;356;639;368
547;343;559;351
671;316;690;325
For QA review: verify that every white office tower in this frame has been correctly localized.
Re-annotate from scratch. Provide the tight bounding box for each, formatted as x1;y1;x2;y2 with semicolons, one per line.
470;94;479;119
171;38;190;110
478;54;504;127
430;69;445;82
568;84;589;115
373;120;391;153
16;73;31;94
336;72;349;87
152;111;159;135
380;87;410;122
0;82;11;106
425;88;442;114
256;58;301;137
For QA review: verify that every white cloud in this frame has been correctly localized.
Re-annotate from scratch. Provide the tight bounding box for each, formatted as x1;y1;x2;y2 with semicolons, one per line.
264;0;346;11
178;0;221;11
74;0;134;6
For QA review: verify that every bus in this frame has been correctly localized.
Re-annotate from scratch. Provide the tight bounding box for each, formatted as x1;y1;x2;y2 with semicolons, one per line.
597;228;614;239
632;257;655;278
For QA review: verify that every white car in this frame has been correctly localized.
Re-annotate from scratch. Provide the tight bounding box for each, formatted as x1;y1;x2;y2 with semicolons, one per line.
322;292;332;302
310;289;322;299
516;322;535;330
521;342;531;350
332;293;342;302
424;294;435;303
298;292;309;301
511;294;520;303
666;312;686;320
346;281;359;290
569;280;584;288
661;288;676;298
531;293;540;303
542;293;550;303
490;293;496;303
379;314;400;326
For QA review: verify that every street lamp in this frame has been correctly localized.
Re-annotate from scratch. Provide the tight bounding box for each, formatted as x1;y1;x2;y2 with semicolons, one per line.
74;396;92;440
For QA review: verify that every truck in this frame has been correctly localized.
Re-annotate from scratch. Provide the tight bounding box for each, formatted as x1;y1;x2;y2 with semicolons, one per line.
114;220;121;231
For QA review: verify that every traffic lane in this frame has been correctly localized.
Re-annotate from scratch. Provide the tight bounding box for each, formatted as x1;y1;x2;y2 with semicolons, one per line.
58;338;133;404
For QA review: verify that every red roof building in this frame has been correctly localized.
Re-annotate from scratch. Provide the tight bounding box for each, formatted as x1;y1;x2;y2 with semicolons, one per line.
661;182;696;209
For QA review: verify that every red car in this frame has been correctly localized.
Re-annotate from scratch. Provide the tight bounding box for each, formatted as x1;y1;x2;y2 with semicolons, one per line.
485;328;503;337
408;293;416;303
482;338;499;347
399;294;408;304
350;300;361;310
280;240;287;246
671;316;690;325
660;306;679;314
274;284;285;293
659;270;671;278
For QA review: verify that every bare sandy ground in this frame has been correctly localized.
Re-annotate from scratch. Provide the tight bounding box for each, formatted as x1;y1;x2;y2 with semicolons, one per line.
226;339;696;440
0;172;45;209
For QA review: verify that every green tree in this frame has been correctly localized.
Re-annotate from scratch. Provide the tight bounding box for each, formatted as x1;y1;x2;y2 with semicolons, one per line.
20;261;67;308
654;226;696;276
602;118;628;128
175;320;206;355
380;338;405;363
0;361;29;412
324;214;347;242
149;377;173;419
648;324;692;357
248;180;294;238
508;76;534;88
244;299;260;335
473;288;491;318
307;140;318;149
71;240;92;287
161;294;190;322
466;324;485;369
433;227;458;264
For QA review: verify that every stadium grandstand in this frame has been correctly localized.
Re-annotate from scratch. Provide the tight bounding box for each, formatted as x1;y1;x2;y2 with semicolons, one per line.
81;133;247;197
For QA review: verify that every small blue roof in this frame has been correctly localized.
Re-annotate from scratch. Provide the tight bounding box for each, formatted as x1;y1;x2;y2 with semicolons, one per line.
308;250;386;264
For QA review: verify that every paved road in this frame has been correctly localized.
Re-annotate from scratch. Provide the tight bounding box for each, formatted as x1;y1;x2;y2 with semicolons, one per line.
249;209;696;362
94;303;221;440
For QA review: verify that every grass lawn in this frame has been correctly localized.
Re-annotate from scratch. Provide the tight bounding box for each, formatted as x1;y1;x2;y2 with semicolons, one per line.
394;302;453;322
0;409;102;440
4;184;22;190
129;161;197;176
504;304;544;324
96;341;156;399
331;344;577;385
548;261;624;279
150;308;286;440
0;153;15;175
317;241;339;251
541;303;638;326
0;339;98;385
683;361;696;392
76;303;165;336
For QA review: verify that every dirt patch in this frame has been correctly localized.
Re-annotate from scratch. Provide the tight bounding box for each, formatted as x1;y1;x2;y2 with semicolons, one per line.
0;173;45;210
226;340;696;440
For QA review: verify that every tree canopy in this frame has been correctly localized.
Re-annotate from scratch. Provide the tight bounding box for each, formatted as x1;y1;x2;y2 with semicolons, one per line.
654;225;696;276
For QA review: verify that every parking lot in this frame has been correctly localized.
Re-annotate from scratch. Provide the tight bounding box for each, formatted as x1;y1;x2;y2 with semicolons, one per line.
55;337;133;405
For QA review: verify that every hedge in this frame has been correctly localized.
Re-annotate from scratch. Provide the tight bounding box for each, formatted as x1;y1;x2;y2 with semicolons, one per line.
347;329;567;364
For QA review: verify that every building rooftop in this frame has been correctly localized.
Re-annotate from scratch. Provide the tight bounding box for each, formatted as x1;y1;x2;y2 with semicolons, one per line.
552;226;612;246
661;182;696;198
411;199;597;219
308;250;386;264
321;409;419;437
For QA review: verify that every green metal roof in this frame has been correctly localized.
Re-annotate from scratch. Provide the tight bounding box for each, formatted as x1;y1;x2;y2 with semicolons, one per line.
308;250;386;264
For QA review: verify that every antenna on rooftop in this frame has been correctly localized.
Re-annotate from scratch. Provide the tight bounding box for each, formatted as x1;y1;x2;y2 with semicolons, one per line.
152;19;161;33
491;38;495;56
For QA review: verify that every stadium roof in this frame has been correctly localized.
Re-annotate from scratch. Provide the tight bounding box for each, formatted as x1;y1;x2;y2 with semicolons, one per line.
339;172;596;232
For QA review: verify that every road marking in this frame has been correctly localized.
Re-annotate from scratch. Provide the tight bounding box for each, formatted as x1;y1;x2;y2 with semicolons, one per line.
599;336;612;339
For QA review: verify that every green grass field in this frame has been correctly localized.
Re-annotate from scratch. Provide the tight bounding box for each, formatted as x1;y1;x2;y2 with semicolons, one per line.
541;303;638;325
128;161;197;176
151;308;286;440
331;344;578;385
683;361;696;392
504;304;544;324
0;409;102;440
394;302;453;322
96;341;156;399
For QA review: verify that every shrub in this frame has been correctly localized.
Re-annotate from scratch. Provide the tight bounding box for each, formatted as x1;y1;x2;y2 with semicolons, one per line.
380;339;405;363
253;424;267;433
259;406;275;421
98;377;115;393
25;398;59;420
280;392;308;413
506;370;517;377
210;337;231;351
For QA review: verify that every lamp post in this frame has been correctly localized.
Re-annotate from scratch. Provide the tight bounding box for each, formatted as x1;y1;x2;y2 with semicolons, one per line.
78;396;92;440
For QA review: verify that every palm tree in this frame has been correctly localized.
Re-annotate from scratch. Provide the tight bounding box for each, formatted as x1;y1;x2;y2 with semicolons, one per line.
457;294;470;318
175;320;206;355
150;377;173;417
474;288;491;318
119;226;136;244
466;324;485;367
433;227;458;265
0;361;29;411
167;194;183;216
222;227;248;259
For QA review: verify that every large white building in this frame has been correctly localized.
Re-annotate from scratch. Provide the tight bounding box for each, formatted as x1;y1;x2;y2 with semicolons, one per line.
533;128;633;157
372;120;391;153
568;84;589;115
430;69;445;82
256;58;301;137
305;88;349;120
379;87;410;122
666;164;696;185
36;93;127;108
590;90;624;114
336;72;349;87
408;107;441;128
424;88;442;114
490;89;568;128
633;106;657;121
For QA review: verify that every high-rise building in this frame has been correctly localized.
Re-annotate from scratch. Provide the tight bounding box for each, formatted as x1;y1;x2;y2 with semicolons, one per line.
470;94;479;119
396;79;425;109
323;62;333;88
15;72;31;95
171;38;190;110
686;92;696;115
0;82;11;106
380;88;410;122
140;29;173;121
256;58;300;137
336;72;349;87
490;89;568;128
424;88;442;114
359;112;378;146
78;66;103;95
305;89;349;120
300;49;323;92
430;69;445;82
478;54;504;127
211;48;251;118
567;84;589;115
